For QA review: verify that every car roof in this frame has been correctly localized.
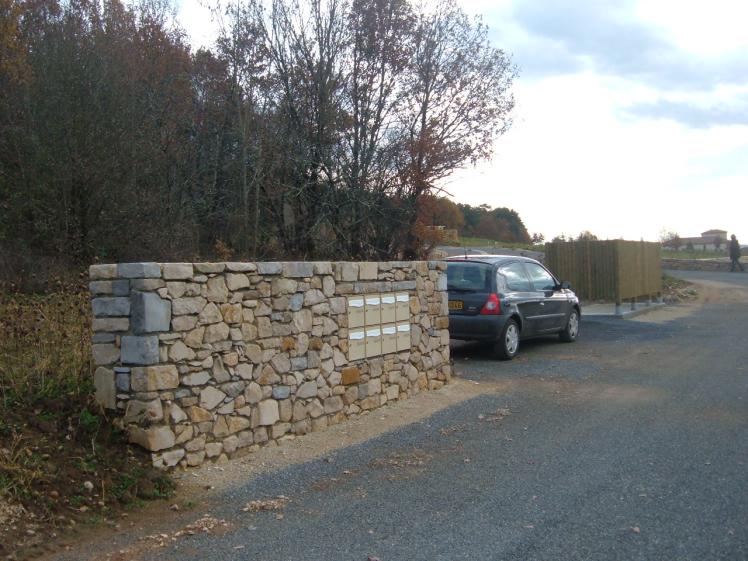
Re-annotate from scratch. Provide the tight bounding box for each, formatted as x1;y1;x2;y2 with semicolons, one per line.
444;254;541;267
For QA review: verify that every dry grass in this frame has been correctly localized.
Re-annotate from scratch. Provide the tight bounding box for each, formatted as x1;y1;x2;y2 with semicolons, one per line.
0;287;91;408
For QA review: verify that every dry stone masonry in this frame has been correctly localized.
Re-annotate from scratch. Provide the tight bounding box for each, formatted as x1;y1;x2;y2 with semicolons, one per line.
89;261;451;468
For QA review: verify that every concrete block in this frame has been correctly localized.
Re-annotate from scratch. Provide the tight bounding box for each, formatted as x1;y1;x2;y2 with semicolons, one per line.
257;262;282;275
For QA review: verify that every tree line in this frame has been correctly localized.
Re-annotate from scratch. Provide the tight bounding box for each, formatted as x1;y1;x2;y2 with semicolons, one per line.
0;0;516;277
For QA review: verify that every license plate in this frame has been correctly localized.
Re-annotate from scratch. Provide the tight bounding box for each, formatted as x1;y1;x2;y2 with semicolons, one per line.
448;300;463;311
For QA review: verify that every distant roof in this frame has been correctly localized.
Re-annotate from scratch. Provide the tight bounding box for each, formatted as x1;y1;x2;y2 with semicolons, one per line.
701;229;727;235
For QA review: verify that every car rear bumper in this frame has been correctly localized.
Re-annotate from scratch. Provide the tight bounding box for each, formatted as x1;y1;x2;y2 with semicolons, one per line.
448;314;508;341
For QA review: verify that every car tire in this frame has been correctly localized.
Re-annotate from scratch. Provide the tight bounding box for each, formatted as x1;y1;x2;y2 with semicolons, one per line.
494;319;520;360
559;309;579;342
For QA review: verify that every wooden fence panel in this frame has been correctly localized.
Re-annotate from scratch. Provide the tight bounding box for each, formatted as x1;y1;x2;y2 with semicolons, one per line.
545;240;661;302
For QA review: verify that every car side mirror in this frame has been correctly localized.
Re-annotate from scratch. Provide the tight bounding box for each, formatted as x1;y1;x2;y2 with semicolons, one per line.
560;281;572;290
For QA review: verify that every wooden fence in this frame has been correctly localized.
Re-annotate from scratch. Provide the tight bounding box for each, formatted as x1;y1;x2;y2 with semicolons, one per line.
544;240;662;303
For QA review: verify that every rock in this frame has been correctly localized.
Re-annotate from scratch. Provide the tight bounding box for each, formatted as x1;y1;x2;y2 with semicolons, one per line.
200;386;227;410
160;449;185;467
303;289;325;306
128;425;175;452
194;262;225;273
226;262;257;272
170;403;188;423
92;317;129;332
338;262;359;281
236;363;254;380
118;262;161;279
172;315;197;331
244;382;263;404
92;344;119;366
271;353;291;374
131;292;171;334
163;263;194;280
271;277;298;295
359;262;378;280
124;399;163;423
324;396;344;413
258;400;280;425
212;358;230;383
257;262;282;275
93;367;116;409
131;365;179;391
172;297;207;316
199;302;222;324
296;381;318;399
245;344;262;364
272;386;291;399
293;309;313;332
226;273;250;291
220;303;243;324
89;264;118;280
204;322;230;343
169;341;195;362
228;416;251;434
187;406;213;422
184;327;205;348
92;297;130;317
206;276;229;302
283;262;314;278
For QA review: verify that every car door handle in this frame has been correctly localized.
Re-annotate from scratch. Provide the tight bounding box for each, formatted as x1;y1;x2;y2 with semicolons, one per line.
539;302;545;306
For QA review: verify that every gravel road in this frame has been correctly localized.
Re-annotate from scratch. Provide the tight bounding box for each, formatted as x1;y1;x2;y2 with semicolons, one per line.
49;270;748;561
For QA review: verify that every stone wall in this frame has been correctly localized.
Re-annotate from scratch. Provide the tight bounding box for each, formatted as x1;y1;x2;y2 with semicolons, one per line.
662;258;736;272
89;261;450;468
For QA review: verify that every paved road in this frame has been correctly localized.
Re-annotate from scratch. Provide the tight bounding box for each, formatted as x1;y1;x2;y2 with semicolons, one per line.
65;271;748;560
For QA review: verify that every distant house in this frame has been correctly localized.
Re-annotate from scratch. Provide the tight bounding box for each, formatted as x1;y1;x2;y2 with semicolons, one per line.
679;229;728;251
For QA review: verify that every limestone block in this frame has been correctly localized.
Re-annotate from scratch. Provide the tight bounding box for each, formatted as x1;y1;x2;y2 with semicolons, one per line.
131;279;165;291
93;367;116;409
293;309;313;332
171;315;197;332
92;317;129;333
226;262;257;272
393;280;417;291
131;291;171;334
194;263;225;273
272;386;291;400
359;262;378;280
329;297;346;314
228;416;251;434
313;262;333;275
204;322;230;343
337;262;359;282
92;344;119;366
205;442;223;458
236;363;254;380
258;400;280;426
283;262;314;278
184;327;205;349
304;289;325;306
124;399;163;423
257;262;282;275
172;297;206;316
206;276;229;302
89;264;117;280
226;273;250;291
271;353;291;374
187;406;213;422
200;386;227;410
118;262;161;279
322;276;336;297
92;297;130;317
159;448;185;468
131;365;179;391
220;303;243;324
271;277;298;296
244;382;263;404
341;366;361;385
115;370;130;392
170;403;188;423
169;341;195;362
324;396;344;414
163;263;194;280
89;281;114;295
271;423;291;439
128;425;175;452
120;335;159;365
220;381;244;398
199;302;222;324
186;451;206;466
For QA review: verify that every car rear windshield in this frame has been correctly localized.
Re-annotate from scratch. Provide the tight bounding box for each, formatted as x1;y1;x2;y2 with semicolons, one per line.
446;262;493;292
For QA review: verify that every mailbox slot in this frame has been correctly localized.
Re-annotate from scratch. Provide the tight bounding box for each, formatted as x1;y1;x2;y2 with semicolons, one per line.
365;295;381;326
365;327;382;358
381;294;396;324
396;293;410;321
381;323;397;355
348;330;366;361
347;297;365;329
396;322;411;351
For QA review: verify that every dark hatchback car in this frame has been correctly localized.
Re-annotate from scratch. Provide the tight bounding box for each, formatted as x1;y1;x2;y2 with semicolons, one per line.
446;255;580;359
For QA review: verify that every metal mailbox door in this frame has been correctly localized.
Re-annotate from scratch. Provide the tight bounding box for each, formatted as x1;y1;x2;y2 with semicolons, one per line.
366;327;382;357
396;322;411;351
381;294;396;324
381;324;397;354
365;295;381;326
395;293;409;321
348;296;365;329
348;330;366;361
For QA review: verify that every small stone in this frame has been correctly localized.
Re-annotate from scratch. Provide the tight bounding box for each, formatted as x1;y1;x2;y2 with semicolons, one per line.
92;344;119;366
163;263;194;280
92;297;130;317
172;297;207;316
89;264;118;280
128;425;175;452
296;381;318;399
169;341;195;362
199;302;223;324
187;406;213;422
200;386;227;410
206;276;229;302
204;322;230;343
182;370;210;386
258;400;280;426
131;365;179;391
226;273;250;291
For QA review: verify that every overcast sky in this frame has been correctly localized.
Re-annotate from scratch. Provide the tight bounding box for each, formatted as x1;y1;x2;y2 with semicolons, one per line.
178;0;748;242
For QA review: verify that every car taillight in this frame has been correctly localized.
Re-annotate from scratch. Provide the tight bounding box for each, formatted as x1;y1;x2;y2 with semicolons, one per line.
480;293;501;315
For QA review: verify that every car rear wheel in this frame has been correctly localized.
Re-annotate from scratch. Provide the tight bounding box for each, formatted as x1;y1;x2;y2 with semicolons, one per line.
559;309;579;342
494;319;520;360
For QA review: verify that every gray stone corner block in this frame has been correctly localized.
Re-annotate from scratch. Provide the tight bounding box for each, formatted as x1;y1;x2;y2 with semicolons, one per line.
131;291;171;334
121;335;160;365
283;262;315;278
257;262;283;275
118;262;162;279
92;297;130;317
162;263;194;280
